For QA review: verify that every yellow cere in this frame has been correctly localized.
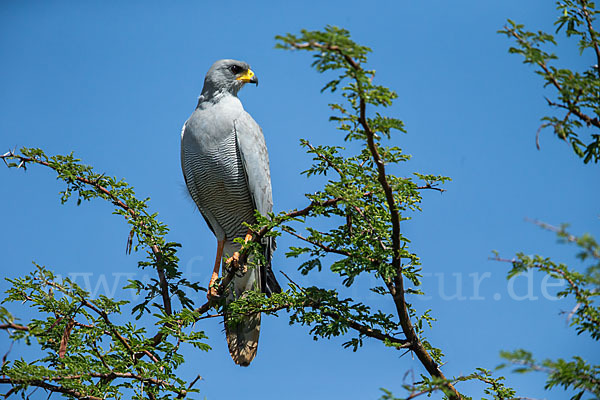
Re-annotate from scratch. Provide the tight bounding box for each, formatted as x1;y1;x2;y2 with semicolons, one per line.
235;69;255;82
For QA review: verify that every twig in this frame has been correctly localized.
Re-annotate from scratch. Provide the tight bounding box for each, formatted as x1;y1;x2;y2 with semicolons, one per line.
0;323;29;331
1;342;13;371
352;205;387;250
535;122;551;150
305;141;345;177
507;29;600;129
0;377;103;400
416;184;446;193
43;279;136;358
279;270;303;291
281;227;354;257
280;271;410;348
187;374;202;390
176;374;203;399
581;0;600;78
0;150;173;317
491;254;598;327
290;42;361;70
0;371;187;398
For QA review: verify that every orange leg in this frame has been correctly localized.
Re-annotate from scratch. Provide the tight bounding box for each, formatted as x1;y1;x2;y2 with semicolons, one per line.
225;230;254;270
207;239;225;299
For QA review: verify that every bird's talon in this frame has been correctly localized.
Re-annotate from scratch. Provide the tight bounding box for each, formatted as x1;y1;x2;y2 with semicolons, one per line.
206;287;219;300
226;252;240;268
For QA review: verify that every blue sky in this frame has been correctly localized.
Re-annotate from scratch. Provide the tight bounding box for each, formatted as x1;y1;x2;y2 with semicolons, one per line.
1;1;598;399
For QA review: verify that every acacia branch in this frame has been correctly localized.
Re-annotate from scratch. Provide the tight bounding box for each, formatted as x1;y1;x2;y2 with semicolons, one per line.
281;226;354;257
506;28;600;129
581;0;600;77
90;343;111;370
492;255;598;328
46;372;176;390
279;196;344;221
284;36;461;399
305;141;345;177
284;271;412;348
528;218;600;260
416;184;446;193
40;278;136;358
0;371;189;398
0;377;103;400
251;196;345;258
290;42;361;70
351;204;388;250
0;150;173;317
176;374;203;399
305;140;393;248
321;42;461;399
340;317;410;348
0;323;29;331
492;255;586;300
251;304;411;348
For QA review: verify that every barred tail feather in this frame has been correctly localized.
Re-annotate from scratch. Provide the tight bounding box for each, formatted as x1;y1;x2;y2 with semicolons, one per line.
221;237;281;366
225;312;260;366
222;241;261;366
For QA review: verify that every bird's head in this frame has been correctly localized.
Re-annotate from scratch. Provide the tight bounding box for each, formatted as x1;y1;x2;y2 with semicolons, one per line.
202;59;258;97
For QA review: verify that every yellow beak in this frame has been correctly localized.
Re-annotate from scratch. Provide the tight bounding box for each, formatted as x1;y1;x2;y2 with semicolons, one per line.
235;69;258;85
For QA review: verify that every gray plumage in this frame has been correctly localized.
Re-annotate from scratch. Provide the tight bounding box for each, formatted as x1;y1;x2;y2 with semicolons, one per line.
180;59;280;366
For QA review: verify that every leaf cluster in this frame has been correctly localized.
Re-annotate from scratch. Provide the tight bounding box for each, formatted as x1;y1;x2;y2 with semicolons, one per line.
1;266;207;399
2;148;202;317
274;26;449;336
496;222;600;398
507;226;599;339
499;350;600;400
498;0;600;163
274;26;459;398
379;369;516;400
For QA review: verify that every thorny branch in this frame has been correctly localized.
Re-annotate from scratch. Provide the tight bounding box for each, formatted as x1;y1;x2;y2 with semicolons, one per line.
0;377;103;400
0;370;197;399
0;149;190;398
0;323;29;332
527;218;600;260
279;271;411;348
1;148;181;366
581;0;600;77
287;39;461;399
305;141;346;177
38;277;140;360
0;150;173;317
505;28;600;129
281;226;356;257
491;254;599;329
4;36;459;400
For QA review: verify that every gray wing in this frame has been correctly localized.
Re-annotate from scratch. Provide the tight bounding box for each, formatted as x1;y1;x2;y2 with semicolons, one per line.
233;111;273;217
180;120;217;236
234;111;280;295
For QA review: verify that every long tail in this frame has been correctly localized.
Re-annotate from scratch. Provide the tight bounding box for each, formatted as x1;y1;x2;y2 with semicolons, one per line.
225;311;260;366
222;237;281;366
222;241;261;366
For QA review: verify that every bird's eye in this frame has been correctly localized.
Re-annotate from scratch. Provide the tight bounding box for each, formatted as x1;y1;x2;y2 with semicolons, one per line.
229;65;242;75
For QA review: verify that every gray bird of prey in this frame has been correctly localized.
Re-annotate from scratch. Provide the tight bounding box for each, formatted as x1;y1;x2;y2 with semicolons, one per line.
181;59;281;366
